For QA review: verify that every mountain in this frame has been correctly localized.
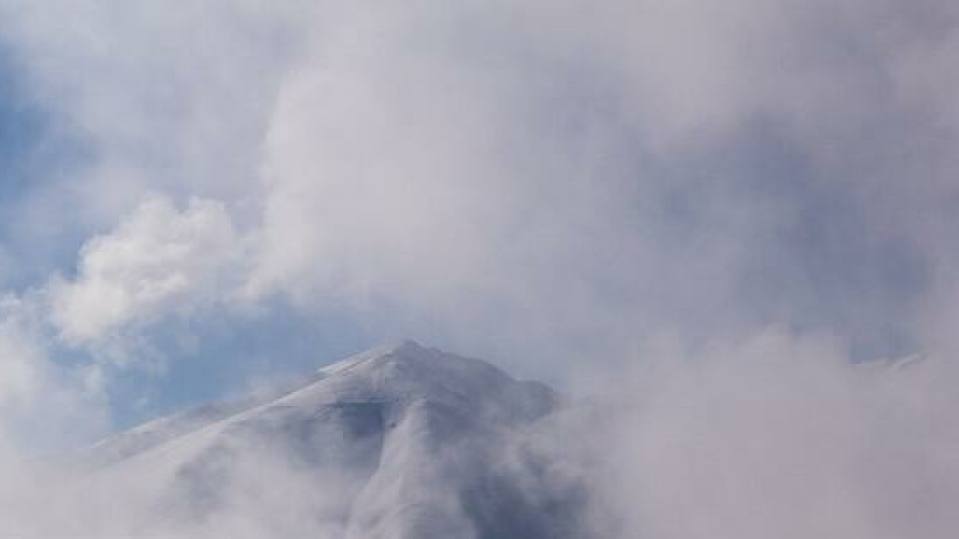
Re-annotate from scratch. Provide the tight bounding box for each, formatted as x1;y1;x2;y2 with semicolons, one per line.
81;340;587;538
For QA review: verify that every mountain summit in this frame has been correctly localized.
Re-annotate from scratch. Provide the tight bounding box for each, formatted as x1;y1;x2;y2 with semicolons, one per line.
82;341;583;538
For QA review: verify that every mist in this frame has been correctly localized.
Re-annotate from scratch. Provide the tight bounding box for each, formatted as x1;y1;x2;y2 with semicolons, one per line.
0;0;958;537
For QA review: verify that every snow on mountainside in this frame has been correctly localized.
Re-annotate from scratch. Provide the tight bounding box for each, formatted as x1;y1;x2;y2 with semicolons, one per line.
81;340;585;538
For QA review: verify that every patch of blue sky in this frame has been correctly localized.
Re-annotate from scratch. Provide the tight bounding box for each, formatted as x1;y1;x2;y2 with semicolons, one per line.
0;45;94;290
105;298;378;431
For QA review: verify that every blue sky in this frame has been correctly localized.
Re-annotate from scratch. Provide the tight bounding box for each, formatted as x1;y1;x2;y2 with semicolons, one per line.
0;42;364;430
0;1;958;446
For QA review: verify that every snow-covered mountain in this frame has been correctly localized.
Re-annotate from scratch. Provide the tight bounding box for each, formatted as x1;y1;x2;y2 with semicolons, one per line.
80;340;586;538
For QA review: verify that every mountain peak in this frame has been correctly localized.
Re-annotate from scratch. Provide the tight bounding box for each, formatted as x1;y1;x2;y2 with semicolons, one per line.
315;339;437;375
299;341;555;422
80;343;574;538
87;341;559;464
362;338;427;357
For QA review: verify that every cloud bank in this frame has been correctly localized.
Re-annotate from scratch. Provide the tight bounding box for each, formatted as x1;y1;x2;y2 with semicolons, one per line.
1;336;957;538
582;332;959;539
2;0;958;365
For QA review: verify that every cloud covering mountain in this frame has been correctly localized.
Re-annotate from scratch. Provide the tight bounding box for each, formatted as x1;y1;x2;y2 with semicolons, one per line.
5;342;581;538
2;0;959;372
3;339;958;538
0;1;958;537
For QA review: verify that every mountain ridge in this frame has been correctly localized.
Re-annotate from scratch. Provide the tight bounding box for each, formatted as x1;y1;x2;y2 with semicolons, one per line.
85;340;558;466
78;340;583;538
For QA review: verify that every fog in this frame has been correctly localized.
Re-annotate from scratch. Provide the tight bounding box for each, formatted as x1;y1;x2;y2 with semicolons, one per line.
0;1;958;537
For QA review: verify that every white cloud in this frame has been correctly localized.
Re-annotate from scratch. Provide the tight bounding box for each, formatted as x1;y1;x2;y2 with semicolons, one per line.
222;0;959;367
0;297;106;451
2;0;958;367
0;315;44;417
0;7;956;536
50;195;241;344
0;330;956;538
0;0;956;459
579;330;959;539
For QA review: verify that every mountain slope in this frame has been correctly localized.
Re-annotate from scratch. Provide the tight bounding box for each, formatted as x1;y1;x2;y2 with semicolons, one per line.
83;341;584;538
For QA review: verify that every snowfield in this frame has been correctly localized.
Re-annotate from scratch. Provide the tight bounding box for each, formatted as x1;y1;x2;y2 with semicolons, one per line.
75;341;586;538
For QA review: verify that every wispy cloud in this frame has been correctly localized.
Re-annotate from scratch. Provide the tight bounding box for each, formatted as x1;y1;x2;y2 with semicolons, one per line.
50;195;240;344
3;1;958;366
